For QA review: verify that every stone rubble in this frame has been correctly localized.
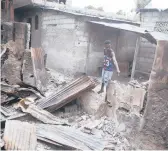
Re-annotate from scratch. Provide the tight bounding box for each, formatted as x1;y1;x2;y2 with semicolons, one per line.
1;43;148;150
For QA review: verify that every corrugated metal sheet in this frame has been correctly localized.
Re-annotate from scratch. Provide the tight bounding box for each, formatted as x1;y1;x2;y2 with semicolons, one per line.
0;106;18;116
36;124;106;150
3;120;37;150
31;0;137;23
88;21;168;44
31;48;48;92
147;31;168;41
37;76;97;112
89;21;146;34
17;99;68;125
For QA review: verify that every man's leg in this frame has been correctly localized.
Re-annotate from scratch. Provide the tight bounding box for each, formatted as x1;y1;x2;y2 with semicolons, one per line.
104;71;113;95
98;68;105;94
98;83;104;94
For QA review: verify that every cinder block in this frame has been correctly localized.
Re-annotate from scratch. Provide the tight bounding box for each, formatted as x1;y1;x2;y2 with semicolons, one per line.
59;18;75;24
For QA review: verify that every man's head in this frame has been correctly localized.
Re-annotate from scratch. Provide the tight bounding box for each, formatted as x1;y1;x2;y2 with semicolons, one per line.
104;40;111;49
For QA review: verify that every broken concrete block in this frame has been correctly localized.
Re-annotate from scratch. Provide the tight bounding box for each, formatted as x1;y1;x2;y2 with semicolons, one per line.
77;90;106;118
1;54;22;84
131;87;146;112
1;40;24;85
22;50;35;86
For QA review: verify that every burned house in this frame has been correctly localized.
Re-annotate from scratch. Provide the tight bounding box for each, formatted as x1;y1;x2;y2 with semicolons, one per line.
13;0;143;79
1;0;168;150
13;0;168;81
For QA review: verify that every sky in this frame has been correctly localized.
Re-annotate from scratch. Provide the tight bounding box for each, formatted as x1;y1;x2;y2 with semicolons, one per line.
71;0;168;13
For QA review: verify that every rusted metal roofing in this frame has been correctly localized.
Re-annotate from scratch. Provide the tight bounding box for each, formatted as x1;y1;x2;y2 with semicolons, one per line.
0;106;18;116
14;0;138;24
17;99;69;125
88;21;168;44
36;124;106;150
37;76;97;112
3;120;37;150
89;21;146;34
31;48;48;92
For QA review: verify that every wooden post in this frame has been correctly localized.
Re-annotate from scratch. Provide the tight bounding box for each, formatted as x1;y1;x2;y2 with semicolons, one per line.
131;36;140;80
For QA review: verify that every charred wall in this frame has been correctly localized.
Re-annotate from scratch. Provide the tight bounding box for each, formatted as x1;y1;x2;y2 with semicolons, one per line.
1;22;30;84
1;0;14;22
87;24;138;76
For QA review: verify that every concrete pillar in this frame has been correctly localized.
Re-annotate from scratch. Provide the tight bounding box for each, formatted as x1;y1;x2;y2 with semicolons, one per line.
143;41;168;146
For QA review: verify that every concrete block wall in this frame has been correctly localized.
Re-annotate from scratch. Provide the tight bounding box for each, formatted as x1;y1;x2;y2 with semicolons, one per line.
136;38;156;74
86;24;118;76
20;9;42;48
87;24;138;76
1;22;29;51
117;31;138;62
136;11;168;76
41;11;89;75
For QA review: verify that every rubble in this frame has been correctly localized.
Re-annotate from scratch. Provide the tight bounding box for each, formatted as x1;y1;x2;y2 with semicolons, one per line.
1;42;47;95
15;99;69;125
78;90;106;118
0;39;150;151
1;82;43;104
106;80;147;118
1;41;24;85
31;48;48;92
36;124;106;150
37;76;97;112
22;50;35;87
3;120;37;150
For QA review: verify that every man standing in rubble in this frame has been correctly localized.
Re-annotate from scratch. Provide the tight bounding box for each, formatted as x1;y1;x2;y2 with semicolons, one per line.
98;40;120;93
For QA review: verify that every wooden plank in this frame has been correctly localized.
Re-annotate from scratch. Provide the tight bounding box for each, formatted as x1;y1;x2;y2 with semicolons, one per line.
31;48;48;92
131;37;141;80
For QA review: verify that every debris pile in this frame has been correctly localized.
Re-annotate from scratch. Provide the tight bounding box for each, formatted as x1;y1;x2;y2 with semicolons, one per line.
37;76;97;112
1;42;147;150
106;80;147;115
1;42;47;93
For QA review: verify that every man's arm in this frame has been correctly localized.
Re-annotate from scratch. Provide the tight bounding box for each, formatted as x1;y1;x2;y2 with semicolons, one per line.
112;51;120;74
